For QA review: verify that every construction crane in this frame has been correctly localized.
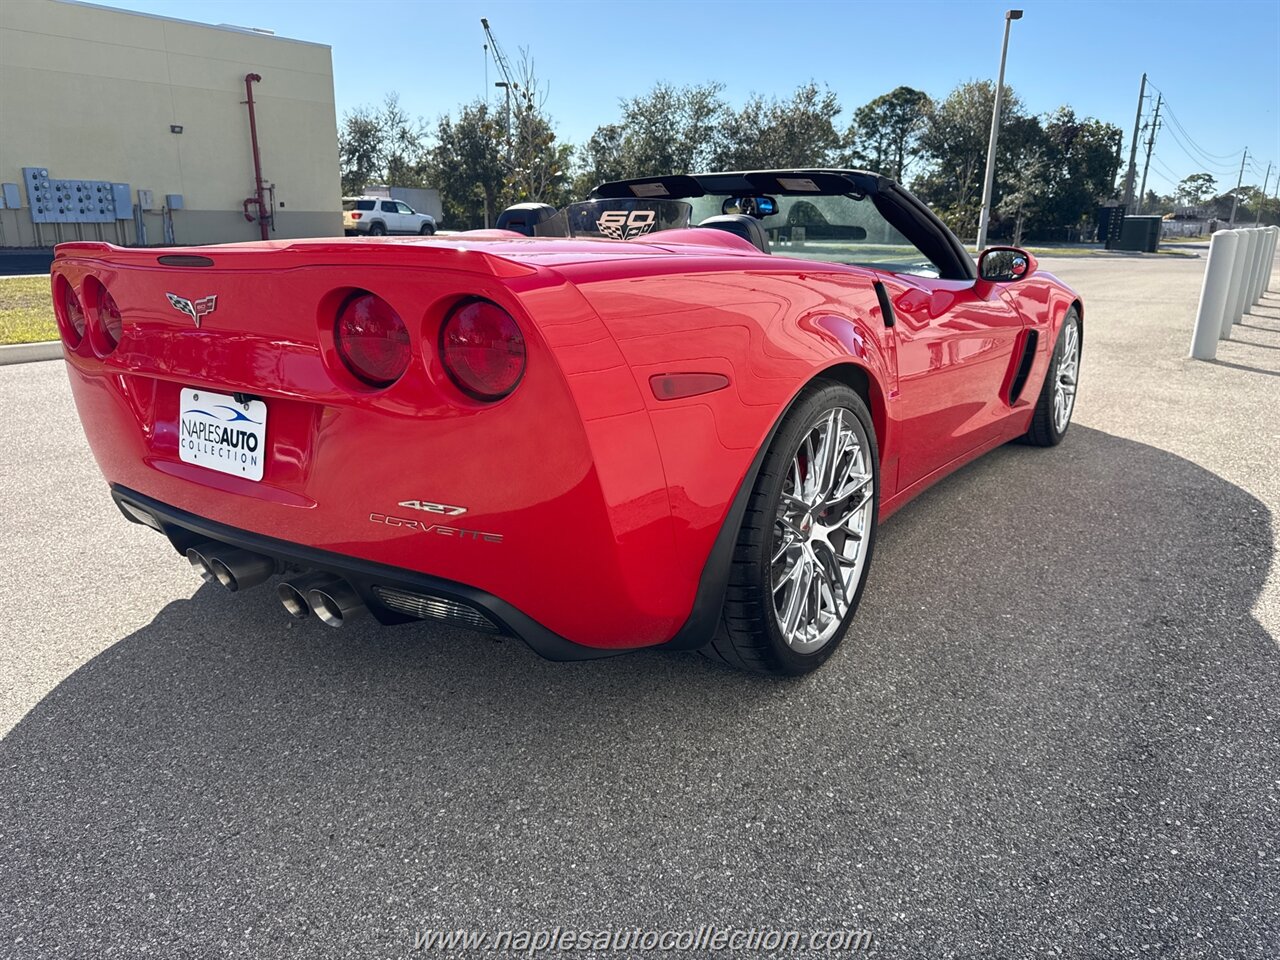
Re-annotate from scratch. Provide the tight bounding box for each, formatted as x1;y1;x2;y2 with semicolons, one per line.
480;18;516;94
480;17;518;153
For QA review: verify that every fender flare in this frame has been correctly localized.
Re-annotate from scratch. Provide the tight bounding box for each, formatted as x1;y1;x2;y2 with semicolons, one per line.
658;363;882;651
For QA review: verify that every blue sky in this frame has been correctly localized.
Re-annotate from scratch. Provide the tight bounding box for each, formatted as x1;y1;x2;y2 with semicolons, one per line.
93;0;1280;195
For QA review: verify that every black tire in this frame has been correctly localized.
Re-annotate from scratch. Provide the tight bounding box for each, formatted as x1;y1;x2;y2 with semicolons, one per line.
368;222;387;237
702;381;879;676
419;223;435;236
1023;307;1080;447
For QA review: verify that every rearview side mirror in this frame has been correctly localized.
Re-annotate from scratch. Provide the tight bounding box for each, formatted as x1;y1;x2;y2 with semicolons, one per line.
978;246;1037;283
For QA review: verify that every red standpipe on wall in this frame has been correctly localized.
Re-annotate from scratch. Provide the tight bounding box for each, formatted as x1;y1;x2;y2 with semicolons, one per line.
242;73;271;241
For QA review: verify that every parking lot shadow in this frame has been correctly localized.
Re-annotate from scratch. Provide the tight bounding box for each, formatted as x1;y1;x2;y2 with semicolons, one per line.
1;426;1276;958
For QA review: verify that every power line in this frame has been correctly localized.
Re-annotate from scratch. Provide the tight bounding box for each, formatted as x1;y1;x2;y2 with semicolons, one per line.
1161;121;1246;175
1149;154;1183;186
1147;82;1247;162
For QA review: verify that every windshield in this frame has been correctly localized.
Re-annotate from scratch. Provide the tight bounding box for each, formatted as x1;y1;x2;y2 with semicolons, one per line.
686;193;939;277
539;191;939;277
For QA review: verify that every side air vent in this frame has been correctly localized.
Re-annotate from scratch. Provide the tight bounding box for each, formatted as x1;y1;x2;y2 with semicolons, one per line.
373;586;501;633
1007;330;1039;403
872;280;896;328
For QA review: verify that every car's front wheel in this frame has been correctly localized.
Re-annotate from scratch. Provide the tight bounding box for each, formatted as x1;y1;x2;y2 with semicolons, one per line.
1023;307;1080;446
704;381;879;676
419;223;435;236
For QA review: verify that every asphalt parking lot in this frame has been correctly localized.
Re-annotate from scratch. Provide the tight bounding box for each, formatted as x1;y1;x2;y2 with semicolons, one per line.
1;251;1278;958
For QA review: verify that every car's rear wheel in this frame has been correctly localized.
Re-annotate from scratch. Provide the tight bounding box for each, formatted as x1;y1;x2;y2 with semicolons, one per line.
703;381;879;676
1023;307;1080;446
368;222;387;237
419;223;435;236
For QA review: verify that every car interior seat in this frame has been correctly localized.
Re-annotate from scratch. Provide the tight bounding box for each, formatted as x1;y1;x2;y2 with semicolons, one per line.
697;215;771;254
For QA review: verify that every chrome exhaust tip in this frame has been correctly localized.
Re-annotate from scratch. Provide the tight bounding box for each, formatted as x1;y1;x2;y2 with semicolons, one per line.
276;573;333;620
205;547;276;592
186;543;218;583
307;580;366;628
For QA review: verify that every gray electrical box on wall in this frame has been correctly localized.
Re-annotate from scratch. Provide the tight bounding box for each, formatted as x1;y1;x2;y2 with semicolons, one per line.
23;167;120;223
165;194;184;210
111;183;132;218
1;183;21;209
137;189;155;211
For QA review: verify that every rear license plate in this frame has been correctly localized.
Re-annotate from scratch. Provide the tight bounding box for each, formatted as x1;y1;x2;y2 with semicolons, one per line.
178;388;267;481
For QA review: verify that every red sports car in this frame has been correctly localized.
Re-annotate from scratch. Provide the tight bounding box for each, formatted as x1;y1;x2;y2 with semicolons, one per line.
52;170;1081;675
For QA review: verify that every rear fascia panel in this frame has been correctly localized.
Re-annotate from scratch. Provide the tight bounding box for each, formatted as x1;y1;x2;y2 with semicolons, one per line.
55;252;683;649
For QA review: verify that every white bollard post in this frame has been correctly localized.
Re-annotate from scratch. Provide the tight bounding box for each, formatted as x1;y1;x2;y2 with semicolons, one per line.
1191;230;1239;358
1238;229;1261;321
1259;226;1279;300
1244;228;1265;308
1250;227;1269;304
1224;229;1252;332
1237;229;1256;312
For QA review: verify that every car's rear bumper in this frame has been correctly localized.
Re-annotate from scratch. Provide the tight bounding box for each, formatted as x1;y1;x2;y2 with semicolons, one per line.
112;485;625;661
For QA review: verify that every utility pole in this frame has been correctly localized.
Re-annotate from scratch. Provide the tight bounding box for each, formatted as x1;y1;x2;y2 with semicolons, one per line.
1121;73;1147;209
1229;148;1248;226
1135;93;1162;214
1259;165;1269;227
975;9;1023;250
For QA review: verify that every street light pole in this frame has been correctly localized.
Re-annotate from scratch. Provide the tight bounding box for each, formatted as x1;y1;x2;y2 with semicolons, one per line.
495;81;511;146
976;9;1023;251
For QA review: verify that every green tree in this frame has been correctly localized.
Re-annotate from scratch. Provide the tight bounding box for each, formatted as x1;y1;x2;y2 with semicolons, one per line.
338;105;384;195
380;94;428;189
423;101;507;229
916;80;1022;238
580;82;727;182
1228;185;1278;223
1176;172;1217;207
573;123;627;196
715;83;843;170
845;86;932;182
337;93;428;195
1031;108;1124;237
500;54;572;207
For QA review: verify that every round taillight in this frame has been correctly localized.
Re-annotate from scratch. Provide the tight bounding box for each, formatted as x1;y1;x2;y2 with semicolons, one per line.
334;292;411;387
99;289;123;346
440;299;526;401
59;279;86;346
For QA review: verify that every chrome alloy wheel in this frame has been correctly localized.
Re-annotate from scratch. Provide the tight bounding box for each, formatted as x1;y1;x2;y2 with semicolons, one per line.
1053;316;1080;434
771;407;874;654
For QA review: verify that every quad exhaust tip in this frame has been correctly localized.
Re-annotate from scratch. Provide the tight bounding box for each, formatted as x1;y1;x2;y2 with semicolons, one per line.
186;543;276;592
186;543;218;584
187;546;366;626
276;573;332;620
276;574;367;627
307;579;366;628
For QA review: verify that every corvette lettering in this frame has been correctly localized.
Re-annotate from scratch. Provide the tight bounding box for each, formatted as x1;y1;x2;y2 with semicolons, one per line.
370;513;502;542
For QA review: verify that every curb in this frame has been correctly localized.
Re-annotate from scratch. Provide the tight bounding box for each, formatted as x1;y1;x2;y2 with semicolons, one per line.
0;341;63;366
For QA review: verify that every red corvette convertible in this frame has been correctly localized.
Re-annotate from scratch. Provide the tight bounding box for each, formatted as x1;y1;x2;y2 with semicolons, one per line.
52;170;1081;675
